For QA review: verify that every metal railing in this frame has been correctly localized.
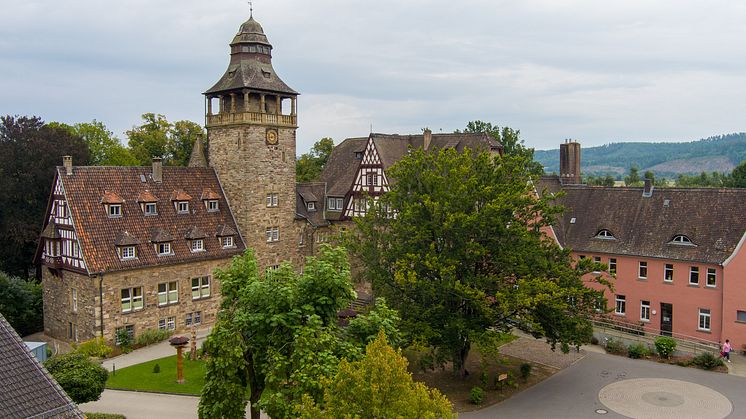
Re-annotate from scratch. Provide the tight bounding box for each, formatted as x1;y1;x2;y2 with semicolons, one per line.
592;316;720;355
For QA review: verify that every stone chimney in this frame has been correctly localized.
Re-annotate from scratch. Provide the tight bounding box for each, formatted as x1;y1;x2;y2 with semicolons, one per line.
152;158;163;183
643;178;654;197
62;155;73;176
559;140;581;185
423;128;432;151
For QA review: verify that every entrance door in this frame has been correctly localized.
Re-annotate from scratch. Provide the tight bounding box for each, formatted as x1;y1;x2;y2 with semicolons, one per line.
660;303;673;336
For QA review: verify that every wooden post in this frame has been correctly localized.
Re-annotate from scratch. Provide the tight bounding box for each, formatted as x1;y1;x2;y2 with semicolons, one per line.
190;327;197;361
176;346;184;384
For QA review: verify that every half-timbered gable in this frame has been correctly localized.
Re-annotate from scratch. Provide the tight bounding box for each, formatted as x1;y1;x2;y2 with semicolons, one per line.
40;176;86;273
346;137;390;217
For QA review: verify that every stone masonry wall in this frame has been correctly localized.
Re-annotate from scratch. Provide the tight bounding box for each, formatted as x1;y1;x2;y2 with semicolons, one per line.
42;268;98;342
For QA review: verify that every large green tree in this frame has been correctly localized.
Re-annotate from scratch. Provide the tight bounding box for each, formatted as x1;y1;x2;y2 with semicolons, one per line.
0;272;43;336
296;137;334;182
169;120;207;167
45;352;108;404
460;120;544;177
50;120;137;166
0;115;90;276
352;148;604;377
198;245;356;419
127;113;171;165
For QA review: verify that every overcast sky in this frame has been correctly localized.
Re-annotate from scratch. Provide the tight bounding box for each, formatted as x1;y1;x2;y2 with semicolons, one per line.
1;0;745;154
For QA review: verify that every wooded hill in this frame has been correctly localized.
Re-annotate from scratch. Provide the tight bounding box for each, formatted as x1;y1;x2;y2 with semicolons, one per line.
535;133;746;177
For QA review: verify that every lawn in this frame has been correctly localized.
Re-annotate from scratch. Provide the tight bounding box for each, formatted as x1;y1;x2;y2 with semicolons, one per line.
106;355;206;395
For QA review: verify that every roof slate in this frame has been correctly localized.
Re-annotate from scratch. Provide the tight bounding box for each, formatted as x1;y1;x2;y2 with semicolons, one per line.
0;314;84;419
52;166;245;274
537;175;746;264
320;137;367;197
296;182;329;227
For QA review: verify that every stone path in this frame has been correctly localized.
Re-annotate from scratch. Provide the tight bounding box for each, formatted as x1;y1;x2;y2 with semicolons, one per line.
499;333;589;370
102;327;211;372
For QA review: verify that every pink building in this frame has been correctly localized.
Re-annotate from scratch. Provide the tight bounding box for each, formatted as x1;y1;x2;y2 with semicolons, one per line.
539;143;746;350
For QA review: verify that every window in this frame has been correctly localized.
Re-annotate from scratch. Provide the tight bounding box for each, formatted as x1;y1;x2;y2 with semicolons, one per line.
115;325;134;345
144;203;157;215
192;276;210;299
121;287;143;312
221;236;234;248
670;235;695;246
638;261;647;279
307;202;316;211
120;246;136;260
355;151;363;160
108;204;122;217
68;322;78;342
706;268;716;287
207;200;219;212
191;239;204;252
328;197;345;211
640;300;650;321
186;311;202;327
158;281;178;306
367;173;378;186
608;258;617;274
177;201;189;214
266;265;280;278
266;226;279;242
167;316;176;330
689;266;699;285
578;255;586;260
664;264;673;282
698;308;711;331
71;288;78;313
157;242;172;256
266;193;279;207
158;319;166;330
316;232;327;243
737;310;746;322
615;295;626;315
595;229;615;239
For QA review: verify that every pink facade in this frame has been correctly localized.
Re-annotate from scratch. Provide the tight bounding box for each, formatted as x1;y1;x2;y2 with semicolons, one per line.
721;235;746;351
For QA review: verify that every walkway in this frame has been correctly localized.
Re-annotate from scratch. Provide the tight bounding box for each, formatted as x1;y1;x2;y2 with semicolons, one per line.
102;327;211;372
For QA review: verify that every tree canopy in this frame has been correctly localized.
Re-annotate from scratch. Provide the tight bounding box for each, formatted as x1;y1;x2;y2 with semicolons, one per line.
45;352;108;404
126;113;206;166
297;137;334;182
459;120;544;177
0;272;43;336
49;120;137;166
351;147;604;377
0;115;90;276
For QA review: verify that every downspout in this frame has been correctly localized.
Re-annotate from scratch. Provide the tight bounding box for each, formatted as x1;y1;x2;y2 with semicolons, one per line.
98;273;104;338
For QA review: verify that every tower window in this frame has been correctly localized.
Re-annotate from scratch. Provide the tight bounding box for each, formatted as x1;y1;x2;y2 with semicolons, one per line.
266;226;279;242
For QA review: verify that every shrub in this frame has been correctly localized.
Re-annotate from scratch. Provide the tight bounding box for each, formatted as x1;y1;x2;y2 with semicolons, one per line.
604;338;626;355
520;363;532;380
44;352;108;404
152;363;161;374
75;337;113;358
627;343;651;359
115;328;132;350
469;386;484;405
135;328;172;347
691;352;724;370
0;272;43;336
654;336;677;359
479;370;489;387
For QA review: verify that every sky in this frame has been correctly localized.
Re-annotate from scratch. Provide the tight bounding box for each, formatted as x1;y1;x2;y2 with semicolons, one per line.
1;0;745;154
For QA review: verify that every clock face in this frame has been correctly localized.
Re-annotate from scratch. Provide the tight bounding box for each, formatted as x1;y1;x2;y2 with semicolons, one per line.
266;130;278;145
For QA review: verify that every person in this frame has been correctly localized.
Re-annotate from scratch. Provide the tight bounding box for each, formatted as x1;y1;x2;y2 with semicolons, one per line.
722;339;732;363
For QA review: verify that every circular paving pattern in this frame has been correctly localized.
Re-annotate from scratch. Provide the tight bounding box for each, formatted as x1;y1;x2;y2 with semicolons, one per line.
599;378;732;419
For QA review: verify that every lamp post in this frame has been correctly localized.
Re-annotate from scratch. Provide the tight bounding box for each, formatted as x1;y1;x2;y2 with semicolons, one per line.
169;335;189;384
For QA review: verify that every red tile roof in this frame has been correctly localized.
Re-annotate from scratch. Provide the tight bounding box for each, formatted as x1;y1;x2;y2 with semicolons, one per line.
100;191;124;204
137;190;158;203
55;166;244;274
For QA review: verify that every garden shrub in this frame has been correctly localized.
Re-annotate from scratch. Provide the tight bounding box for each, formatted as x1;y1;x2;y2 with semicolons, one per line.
654;336;677;359
44;352;108;404
479;370;489;387
604;338;626;355
75;337;113;358
115;328;132;351
627;343;650;359
520;363;532;380
469;386;484;405
152;363;161;374
135;328;172;347
691;352;724;370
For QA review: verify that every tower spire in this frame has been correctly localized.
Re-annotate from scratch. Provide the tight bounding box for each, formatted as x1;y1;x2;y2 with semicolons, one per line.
249;1;253;18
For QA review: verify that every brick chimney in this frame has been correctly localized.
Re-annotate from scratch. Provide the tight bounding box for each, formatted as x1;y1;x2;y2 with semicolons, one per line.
62;155;73;176
559;140;581;185
152;157;163;183
423;128;432;151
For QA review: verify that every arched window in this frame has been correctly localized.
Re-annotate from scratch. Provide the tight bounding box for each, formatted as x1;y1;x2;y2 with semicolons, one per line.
595;229;615;239
669;235;695;246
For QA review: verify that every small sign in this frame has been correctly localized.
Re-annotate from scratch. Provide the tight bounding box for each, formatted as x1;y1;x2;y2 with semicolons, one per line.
498;373;508;382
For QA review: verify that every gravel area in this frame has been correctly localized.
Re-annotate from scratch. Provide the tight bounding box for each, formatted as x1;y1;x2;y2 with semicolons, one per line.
499;336;586;369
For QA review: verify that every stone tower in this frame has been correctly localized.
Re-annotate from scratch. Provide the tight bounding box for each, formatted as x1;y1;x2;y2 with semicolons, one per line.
204;15;299;270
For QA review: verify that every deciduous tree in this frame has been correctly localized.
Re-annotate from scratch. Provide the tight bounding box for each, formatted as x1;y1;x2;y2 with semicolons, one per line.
50;120;137;166
460;120;544;177
126;113;171;165
297;137;334;182
44;352;108;404
352;148;604;377
0;272;43;336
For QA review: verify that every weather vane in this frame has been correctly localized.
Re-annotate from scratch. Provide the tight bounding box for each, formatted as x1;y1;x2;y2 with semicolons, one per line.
248;1;253;17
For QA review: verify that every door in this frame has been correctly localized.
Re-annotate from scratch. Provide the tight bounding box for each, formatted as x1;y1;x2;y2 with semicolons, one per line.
660;303;673;336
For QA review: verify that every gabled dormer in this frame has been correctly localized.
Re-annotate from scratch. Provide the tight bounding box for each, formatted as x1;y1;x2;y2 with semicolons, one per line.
201;189;220;212
171;190;192;214
101;191;124;218
137;191;158;216
151;228;174;256
115;231;139;261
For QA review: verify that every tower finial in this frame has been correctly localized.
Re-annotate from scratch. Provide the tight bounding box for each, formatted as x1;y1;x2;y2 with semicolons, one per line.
249;1;253;17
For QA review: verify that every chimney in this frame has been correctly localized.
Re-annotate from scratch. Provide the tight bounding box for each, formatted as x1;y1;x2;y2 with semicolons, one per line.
559;140;581;185
643;178;653;197
62;155;73;175
152;157;163;183
423;128;432;151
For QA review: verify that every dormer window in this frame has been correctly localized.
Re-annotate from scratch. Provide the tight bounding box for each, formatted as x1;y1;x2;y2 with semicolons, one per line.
144;203;157;215
669;235;695;246
171;189;193;214
355;152;363;160
308;202;316;211
221;236;235;248
108;204;122;217
119;246;136;260
177;201;189;214
207;200;219;212
191;239;204;252
595;229;615;240
157;242;172;256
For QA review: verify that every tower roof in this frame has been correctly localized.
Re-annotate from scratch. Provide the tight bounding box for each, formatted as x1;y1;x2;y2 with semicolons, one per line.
204;15;297;96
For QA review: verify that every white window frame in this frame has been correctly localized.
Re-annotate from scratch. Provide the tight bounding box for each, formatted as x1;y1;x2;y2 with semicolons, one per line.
307;202;316;211
221;236;234;248
596;229;615;239
266;193;279;208
266;226;279;242
689;266;700;285
592;256;601;273
191;239;204;252
120;246;136;260
115;325;134;345
698;308;711;331
71;288;78;313
121;287;143;313
608;258;616;274
640;300;650;322
664;264;674;282
207;200;219;212
670;235;695;246
615;295;626;315
144;202;157;215
158;281;178;306
108;204;122;217
167;316;176;330
158;319;166;330
706;268;716;287
638;261;647;279
192;276;210;300
177;201;189;214
157;242;172;256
